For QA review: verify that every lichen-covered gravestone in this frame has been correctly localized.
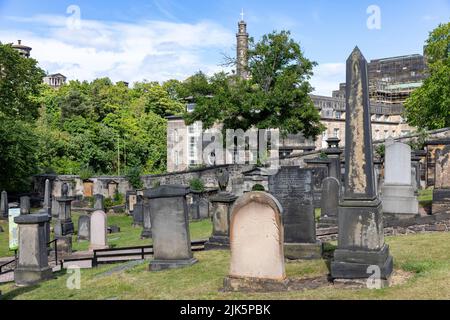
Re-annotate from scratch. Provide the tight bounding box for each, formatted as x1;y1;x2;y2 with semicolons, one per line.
432;143;450;214
330;47;393;284
77;215;90;241
20;196;30;215
89;210;108;250
320;177;340;227
268;167;322;260
146;185;197;271
381;140;418;216
223;192;287;292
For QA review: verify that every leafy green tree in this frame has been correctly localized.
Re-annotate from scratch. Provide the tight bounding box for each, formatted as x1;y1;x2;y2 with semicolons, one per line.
184;31;325;139
404;23;450;130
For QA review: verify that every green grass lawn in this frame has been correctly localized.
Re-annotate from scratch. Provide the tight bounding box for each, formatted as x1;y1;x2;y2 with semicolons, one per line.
1;232;450;300
0;213;212;258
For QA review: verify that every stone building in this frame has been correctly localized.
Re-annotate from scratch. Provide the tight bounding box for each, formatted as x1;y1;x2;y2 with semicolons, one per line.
11;40;32;58
43;73;67;89
166;17;419;173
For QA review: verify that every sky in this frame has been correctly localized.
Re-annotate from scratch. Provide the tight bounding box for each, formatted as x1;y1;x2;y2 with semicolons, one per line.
0;0;448;96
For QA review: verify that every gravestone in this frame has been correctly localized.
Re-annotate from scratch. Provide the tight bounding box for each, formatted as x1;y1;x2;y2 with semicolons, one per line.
189;191;202;220
319;177;340;227
223;192;287;292
432;142;450;214
14;213;54;286
89;210;108;250
381;140;418;216
198;198;210;219
77;215;90;241
141;197;152;239
1;191;8;219
330;47;393;284
146;185;197;271
54;183;75;254
94;194;104;211
132;195;144;227
20;196;31;215
126;191;137;215
269;167;322;260
324;137;342;183
41;179;52;247
205;169;237;250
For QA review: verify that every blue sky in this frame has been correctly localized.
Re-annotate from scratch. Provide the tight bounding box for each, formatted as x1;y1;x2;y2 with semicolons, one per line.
0;0;448;95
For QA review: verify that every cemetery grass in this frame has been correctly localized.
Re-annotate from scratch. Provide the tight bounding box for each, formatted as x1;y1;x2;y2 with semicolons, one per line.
2;232;450;299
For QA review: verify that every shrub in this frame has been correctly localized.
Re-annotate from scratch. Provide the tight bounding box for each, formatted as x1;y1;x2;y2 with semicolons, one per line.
189;178;205;192
251;184;265;191
78;164;95;181
126;166;143;190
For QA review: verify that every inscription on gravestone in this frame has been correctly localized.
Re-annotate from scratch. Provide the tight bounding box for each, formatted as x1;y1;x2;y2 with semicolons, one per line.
269;167;315;244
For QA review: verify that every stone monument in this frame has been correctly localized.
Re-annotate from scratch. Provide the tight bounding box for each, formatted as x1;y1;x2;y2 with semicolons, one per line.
330;47;393;284
0;191;8;220
14;213;54;286
77;215;90;241
146;185;197;271
94;194;104;211
132;195;144;227
54;183;75;254
432;142;450;214
223;192;287;292
269;167;322;259
20;196;30;215
89;210;108;250
381;140;419;216
205;168;237;250
319;177;340;227
141;197;152;239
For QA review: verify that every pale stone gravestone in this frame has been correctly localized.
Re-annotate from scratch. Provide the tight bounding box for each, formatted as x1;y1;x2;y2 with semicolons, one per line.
54;183;75;254
223;192;287;292
89;210;108;250
0;191;8;219
330;47;393;284
77;215;90;241
432;142;450;214
20;196;31;215
146;185;197;271
126;191;137;215
198;198;210;219
94;194;104;211
381;140;418;216
14;213;54;286
319;177;340;227
205;169;237;250
268;167;322;260
141;197;152;239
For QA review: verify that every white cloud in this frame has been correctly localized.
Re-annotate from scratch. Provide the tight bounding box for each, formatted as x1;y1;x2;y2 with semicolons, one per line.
310;63;345;96
1;14;235;84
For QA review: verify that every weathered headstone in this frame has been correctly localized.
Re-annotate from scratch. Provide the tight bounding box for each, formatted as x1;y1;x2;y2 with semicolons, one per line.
146;185;197;271
223;192;287;292
94;194;104;211
432;142;450;214
319;177;340;226
132;195;144;227
54;183;75;254
324;137;342;182
189;191;202;220
20;196;31;215
77;215;90;241
269;167;322;260
14;213;53;286
198;198;210;219
141;197;152;239
43;179;52;216
205;169;237;250
381;140;418;216
330;47;393;284
126;191;137;215
0;191;8;219
89;210;108;250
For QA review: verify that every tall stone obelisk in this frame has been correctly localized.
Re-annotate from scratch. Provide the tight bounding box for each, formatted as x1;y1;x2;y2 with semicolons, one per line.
331;47;393;283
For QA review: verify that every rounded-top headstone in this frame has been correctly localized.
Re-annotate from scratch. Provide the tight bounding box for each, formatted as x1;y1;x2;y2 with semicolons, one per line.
384;142;412;185
229;191;285;280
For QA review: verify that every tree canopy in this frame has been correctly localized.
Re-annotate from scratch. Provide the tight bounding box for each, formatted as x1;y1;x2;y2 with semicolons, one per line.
404;22;450;130
184;30;325;139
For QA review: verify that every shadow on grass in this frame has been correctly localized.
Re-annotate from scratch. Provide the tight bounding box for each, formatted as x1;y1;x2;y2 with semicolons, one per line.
1;283;40;300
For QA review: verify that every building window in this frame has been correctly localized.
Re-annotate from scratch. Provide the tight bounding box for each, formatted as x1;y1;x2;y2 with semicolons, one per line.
375;114;382;121
333;128;340;138
173;129;179;143
189;137;196;159
384;130;389;139
188;125;195;134
335;111;342;119
174;151;179;166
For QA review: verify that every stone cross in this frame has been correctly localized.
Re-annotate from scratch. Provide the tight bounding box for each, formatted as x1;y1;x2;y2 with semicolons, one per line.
331;47;393;284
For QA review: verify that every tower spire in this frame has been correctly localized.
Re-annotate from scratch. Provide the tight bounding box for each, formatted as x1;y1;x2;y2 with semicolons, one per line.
236;13;249;79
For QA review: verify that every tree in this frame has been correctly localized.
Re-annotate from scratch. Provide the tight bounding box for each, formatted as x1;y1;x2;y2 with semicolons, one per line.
404;23;450;130
0;43;45;121
184;31;325;139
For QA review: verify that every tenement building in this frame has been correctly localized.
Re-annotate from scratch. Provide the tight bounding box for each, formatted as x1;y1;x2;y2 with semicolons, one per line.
166;18;421;173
